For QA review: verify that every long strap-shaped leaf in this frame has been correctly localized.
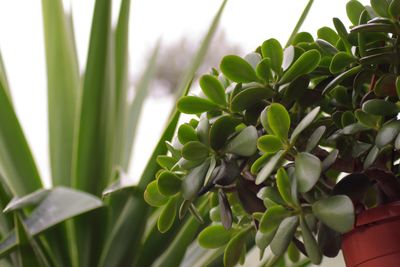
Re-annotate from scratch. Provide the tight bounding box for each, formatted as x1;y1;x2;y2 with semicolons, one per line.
42;0;79;187
285;0;315;47
71;0;115;266
0;76;42;197
0;52;10;99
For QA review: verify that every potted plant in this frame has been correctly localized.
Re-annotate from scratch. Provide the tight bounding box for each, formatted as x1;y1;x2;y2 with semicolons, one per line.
144;0;400;266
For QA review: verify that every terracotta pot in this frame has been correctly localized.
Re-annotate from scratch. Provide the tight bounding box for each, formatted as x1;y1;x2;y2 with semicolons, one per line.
342;201;400;267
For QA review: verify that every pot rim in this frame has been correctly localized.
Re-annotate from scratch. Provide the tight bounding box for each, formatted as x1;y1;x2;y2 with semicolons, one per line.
355;201;400;227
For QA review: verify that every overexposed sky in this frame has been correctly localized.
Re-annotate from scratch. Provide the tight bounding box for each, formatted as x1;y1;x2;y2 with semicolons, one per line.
0;0;369;188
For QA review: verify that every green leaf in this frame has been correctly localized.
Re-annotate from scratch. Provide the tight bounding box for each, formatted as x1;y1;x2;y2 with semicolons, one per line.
181;141;209;161
157;197;178;233
279;49;321;84
322;149;339;171
261;39;283;74
198;225;235;249
375;120;400;148
330;52;357;74
3;189;49;213
295;152;321;193
257;186;286;207
290;107;320;144
196;115;210;146
144;181;168;207
199;74;227;106
292;32;314;45
305;126;326;152
324;65;362;95
157;171;181;196
267;103;290;139
371;0;390;17
317;27;339;46
223;227;251;267
346;0;366;25
276;168;294;205
312;195;355;233
389;0;400;18
255;150;284;185
225;126;258;156
362;99;400;116
300;216;322;264
315;39;338;56
181;160;210;201
178;124;198;144
259;206;291;234
288;242;300;263
256;58;273;81
220;55;259;83
157;155;177;170
0;73;42;196
42;0;79;187
209;115;240;150
333;17;352;53
177;96;220;114
355;109;380;129
364;145;380;169
270;216;299;257
257;135;284;153
230;85;274;112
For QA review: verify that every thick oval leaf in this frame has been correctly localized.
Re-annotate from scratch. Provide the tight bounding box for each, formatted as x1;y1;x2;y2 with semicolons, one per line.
295;152;322;193
312;195;354;233
225;126;258;156
268;103;290;139
256;58;273;81
389;0;400;18
323;65;362;95
330;52;357;74
157;155;177;170
177;96;220;114
270;216;299;257
288;242;300;263
244;52;262;69
199;74;227;106
220;55;259;83
279;49;321;84
318;223;341;257
230;85;274;112
255;150;284;185
181;141;209;161
306;126;326;152
219;190;233;229
300;216;322;264
371;0;390;17
355;109;380;129
362;99;400;116
255;229;276;253
257;186;286;206
293;32;314;45
260;106;273;134
157;171;181;196
209;115;240;150
316;39;338;55
276;168;294;205
257;135;283;153
322;149;339;171
181;160;210;201
261;38;283;74
259;205;291;234
363;145;380;169
317;27;339;45
178;124;198;144
346;0;366;25
290;107;320;144
157;197;177;233
223;228;251;267
196;115;210;146
144;180;169;207
198;225;235;249
375;120;400;148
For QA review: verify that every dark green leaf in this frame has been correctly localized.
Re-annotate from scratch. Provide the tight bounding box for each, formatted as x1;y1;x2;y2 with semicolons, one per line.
177;96;220;114
196;115;210;146
280;50;321;84
370;0;390;17
346;0;366;25
306;126;326;152
270;216;299;257
355;109;380;129
181;160;210;201
317;27;339;45
315;39;338;55
219;190;233;229
389;0;400;18
290;107;320;144
333;17;351;53
255;150;284;185
292;32;314;45
199;74;227;106
157;197;177;233
312;195;354;233
330;52;357;74
259;206;291;234
267;103;290;139
256;230;276;254
295;152;321;192
276;168;294;205
230;85;274;112
223;228;251;267
157;171;181;196
261;39;283;74
209;115;240;150
323;65;362;95
181;141;209;161
178;124;198;144
157;155;177;170
198;225;235;249
220;55;259;83
225;126;258;156
362;99;400;116
256;58;273;81
300;216;322;264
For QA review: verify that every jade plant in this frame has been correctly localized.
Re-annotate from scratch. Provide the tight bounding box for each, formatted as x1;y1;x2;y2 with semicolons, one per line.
144;0;400;265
